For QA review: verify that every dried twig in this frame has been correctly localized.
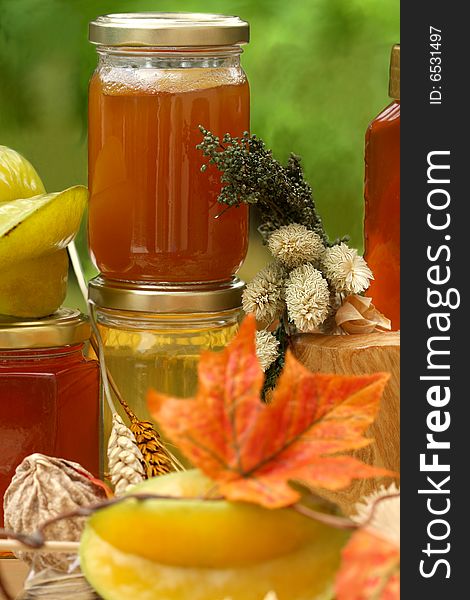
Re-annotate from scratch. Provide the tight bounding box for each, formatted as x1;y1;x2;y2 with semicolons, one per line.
67;242;88;302
0;491;223;554
0;540;80;554
292;491;401;532
292;504;357;530
87;301;116;416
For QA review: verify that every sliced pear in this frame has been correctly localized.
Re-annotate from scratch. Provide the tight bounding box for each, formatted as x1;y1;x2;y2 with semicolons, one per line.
0;145;45;202
80;470;348;600
0;186;88;270
0;249;68;318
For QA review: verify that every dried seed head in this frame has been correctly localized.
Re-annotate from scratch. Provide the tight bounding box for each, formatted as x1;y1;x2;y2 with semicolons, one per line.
322;243;373;294
285;263;330;332
268;223;324;268
242;262;286;326
255;330;280;372
130;419;177;478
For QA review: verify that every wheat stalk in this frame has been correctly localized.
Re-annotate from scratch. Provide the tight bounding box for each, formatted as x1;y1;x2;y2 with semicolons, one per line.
119;396;183;477
67;249;183;483
89;333;183;477
68;249;183;478
87;302;146;495
108;414;145;495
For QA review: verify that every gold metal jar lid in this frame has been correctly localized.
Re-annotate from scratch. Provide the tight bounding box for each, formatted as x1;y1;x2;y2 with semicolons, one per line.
88;277;245;314
389;44;400;100
0;308;91;350
89;13;250;47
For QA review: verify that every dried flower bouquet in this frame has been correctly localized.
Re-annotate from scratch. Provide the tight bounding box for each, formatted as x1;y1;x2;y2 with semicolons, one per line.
197;128;392;389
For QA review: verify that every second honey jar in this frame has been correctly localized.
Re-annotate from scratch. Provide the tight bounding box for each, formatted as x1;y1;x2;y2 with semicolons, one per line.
88;13;250;284
364;44;400;329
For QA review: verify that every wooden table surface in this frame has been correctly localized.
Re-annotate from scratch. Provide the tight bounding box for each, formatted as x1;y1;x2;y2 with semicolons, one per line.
0;558;28;597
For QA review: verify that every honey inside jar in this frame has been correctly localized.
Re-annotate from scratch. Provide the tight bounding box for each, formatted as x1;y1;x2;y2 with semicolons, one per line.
88;47;250;283
88;275;246;468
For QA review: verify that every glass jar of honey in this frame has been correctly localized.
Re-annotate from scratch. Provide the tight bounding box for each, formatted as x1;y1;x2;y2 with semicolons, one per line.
88;276;243;460
364;44;400;329
0;309;100;525
88;13;250;283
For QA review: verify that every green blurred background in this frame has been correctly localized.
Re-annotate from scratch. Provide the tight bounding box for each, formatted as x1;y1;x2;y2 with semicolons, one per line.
0;0;398;311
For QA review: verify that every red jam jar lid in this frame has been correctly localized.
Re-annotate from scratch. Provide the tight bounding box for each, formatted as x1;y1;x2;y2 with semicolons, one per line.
0;308;91;350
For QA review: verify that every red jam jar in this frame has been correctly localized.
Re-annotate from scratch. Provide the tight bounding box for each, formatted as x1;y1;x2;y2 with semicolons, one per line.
88;13;250;283
0;309;100;525
364;44;400;330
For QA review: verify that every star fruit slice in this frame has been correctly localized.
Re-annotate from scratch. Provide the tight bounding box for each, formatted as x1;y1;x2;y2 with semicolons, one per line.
0;185;88;270
0;249;68;318
80;469;348;600
0;145;45;202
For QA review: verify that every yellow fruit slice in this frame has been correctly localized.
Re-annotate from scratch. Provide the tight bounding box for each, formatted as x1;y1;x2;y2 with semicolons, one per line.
0;145;45;202
0;185;88;270
80;470;348;600
82;523;345;600
88;471;323;567
0;249;68;318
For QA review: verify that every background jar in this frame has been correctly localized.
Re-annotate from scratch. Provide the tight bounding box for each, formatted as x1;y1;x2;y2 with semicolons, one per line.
364;44;400;329
88;13;250;283
0;309;101;525
89;277;244;462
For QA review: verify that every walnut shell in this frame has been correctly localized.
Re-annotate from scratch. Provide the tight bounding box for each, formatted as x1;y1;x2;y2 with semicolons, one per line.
3;454;107;572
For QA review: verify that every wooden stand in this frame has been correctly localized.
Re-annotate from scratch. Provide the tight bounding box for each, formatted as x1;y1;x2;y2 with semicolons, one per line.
291;332;400;515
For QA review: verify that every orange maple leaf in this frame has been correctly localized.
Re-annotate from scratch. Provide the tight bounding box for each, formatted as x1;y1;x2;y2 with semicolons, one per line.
335;529;400;600
148;315;393;508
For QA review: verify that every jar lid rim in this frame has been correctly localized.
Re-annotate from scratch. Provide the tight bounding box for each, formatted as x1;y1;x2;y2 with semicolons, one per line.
0;308;91;350
88;277;245;314
89;12;250;47
389;43;400;100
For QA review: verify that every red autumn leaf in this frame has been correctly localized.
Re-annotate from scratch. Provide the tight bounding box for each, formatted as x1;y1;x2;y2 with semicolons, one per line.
335;529;400;600
148;315;393;508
